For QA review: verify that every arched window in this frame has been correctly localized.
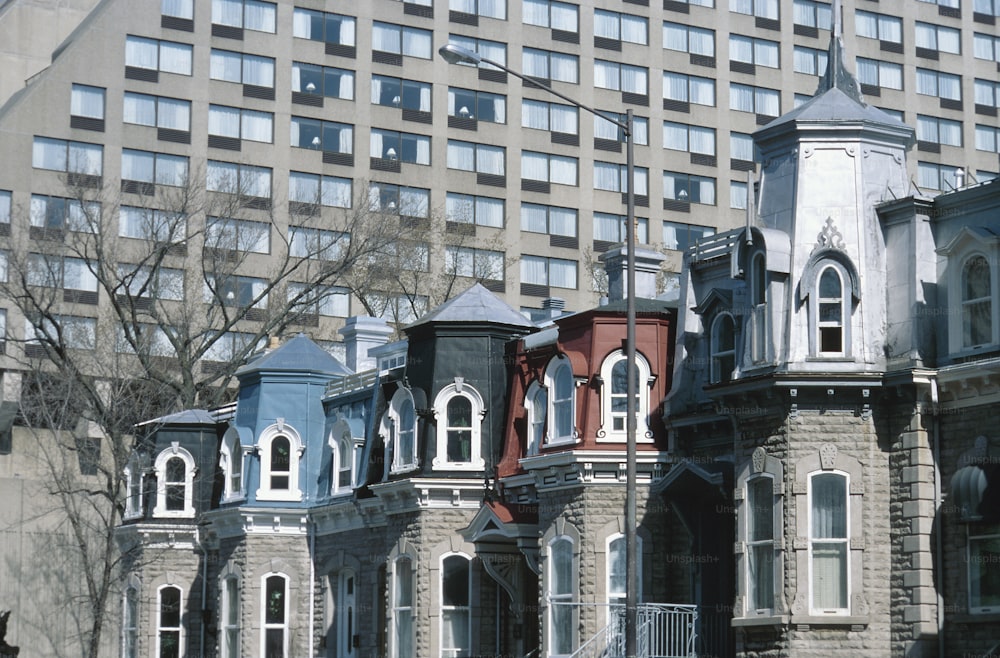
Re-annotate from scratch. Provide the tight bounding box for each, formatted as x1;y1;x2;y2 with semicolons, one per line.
220;427;245;501
548;537;575;656
526;382;547;456
441;555;472;658
710;313;736;384
597;350;652;442
124;454;145;519
605;534;643;639
220;574;241;658
330;418;360;496
337;438;353;489
153;444;196;518
262;573;289;658
544;356;576;445
747;476;775;613
157;585;183;658
383;389;418;474
809;472;849;614
256;423;303;501
433;382;485;470
962;255;992;348
391;557;414;658
122;577;140;658
817;266;845;355
734;448;784;621
750;251;767;363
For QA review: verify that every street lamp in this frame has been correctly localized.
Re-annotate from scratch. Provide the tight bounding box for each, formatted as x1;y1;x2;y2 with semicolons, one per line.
439;43;640;658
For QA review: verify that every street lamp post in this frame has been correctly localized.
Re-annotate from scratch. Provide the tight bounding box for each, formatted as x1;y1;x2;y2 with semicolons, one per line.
439;43;639;658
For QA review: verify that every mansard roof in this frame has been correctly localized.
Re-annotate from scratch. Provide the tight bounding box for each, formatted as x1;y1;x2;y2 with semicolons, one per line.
406;283;535;330
236;333;352;377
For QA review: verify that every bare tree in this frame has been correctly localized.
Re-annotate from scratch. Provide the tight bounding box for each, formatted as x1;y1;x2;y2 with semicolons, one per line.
0;168;418;657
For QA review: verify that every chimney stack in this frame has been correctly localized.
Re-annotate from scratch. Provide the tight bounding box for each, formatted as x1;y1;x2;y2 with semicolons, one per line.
338;316;393;373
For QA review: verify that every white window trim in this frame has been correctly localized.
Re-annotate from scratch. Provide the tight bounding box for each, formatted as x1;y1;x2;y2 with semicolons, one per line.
152;442;196;518
733;447;785;624
807;470;851;616
123;454;146;520
439;553;473;658
605;532;643;626
525;380;547;456
952;250;999;354
255;421;304;502
596;349;654;443
710;312;737;384
329;418;361;496
156;584;185;658
799;248;860;360
260;572;290;658
121;574;141;658
544;532;578;658
219;561;242;658
382;388;420;475
544;355;578;446
432;380;486;470
220;427;246;502
389;553;416;658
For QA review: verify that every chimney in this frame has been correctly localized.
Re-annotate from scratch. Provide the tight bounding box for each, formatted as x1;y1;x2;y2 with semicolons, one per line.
541;297;565;318
599;245;667;301
338;316;393;373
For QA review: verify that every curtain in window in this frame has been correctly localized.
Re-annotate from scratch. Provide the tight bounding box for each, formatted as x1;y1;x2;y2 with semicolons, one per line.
122;151;154;182
241;110;273;143
289;172;318;203
477;146;504;175
915;69;937;95
521;256;547;285
879;64;902;90
549;539;573;653
243;167;272;200
976;81;996;106
551;2;577;30
243;55;274;87
402;28;431;58
939;74;961;100
211;50;241;81
595;162;620;192
594;214;621;242
292;8;314;38
550;259;576;289
757;89;780;116
448;142;474;171
69;143;102;175
730;84;755;112
126;37;158;69
730;36;753;63
689;28;714;56
477;40;506;66
664;73;689;101
64;258;97;292
694;177;716;205
33;138;66;171
549;156;577;185
158;98;190;131
394;559;413;658
162;0;193;18
522;100;550;130
523;0;547;25
320;176;351;208
71;86;103;118
159;42;192;75
594;61;619;90
730;0;753;13
372;23;400;53
879;15;901;42
210;106;240;138
522;152;548;181
595;116;621;141
153;154;186;187
549;208;576;237
811;474;848;610
690;126;715;155
621;15;647;43
621;65;647;94
663;23;689;51
473;197;501;227
522;50;547;78
123;94;156;126
521;205;548;233
550;52;577;84
333;15;356;46
663;123;689;151
730;182;748;209
690;77;715;105
755;41;779;67
399;188;429;218
244;0;276;32
213;0;242;26
594;11;619;39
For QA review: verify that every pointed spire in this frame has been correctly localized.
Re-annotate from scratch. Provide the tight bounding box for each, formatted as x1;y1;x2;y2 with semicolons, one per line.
815;0;865;104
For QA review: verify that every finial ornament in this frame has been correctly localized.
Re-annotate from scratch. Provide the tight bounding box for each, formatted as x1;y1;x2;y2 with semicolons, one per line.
815;0;865;104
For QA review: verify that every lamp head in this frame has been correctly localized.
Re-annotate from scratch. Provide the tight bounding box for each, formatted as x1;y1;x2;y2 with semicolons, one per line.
438;43;482;66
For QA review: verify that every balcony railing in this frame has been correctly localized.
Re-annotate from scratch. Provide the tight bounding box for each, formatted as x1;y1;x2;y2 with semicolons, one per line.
567;602;698;658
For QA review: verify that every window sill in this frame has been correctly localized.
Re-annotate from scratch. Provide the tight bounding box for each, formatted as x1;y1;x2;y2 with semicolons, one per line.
220;494;246;504
389;463;420;476
731;614;788;627
255;489;303;502
152;508;195;519
432;458;486;470
790;614;868;630
544;436;578;449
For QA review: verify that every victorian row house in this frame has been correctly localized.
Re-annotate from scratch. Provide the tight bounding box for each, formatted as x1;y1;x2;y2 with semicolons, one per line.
113;31;1000;658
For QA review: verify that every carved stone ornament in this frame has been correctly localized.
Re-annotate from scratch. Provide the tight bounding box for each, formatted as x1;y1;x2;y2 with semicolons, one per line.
816;217;846;252
791;591;808;616
853;593;870;616
819;443;838;470
752;446;767;473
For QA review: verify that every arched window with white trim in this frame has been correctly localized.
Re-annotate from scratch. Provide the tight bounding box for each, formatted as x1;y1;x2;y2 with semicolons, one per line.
817;265;845;355
525;381;547;456
440;554;472;658
220;569;241;658
382;388;418;474
433;382;486;470
801;256;858;359
256;423;304;502
597;350;652;442
329;419;360;496
809;471;849;614
391;556;414;658
961;254;993;348
220;427;245;502
544;355;576;445
157;584;183;658
153;444;196;518
547;536;575;657
710;313;736;384
262;573;290;658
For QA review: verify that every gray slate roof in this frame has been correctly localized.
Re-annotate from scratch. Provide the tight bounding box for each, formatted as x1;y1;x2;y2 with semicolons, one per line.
407;283;535;329
237;333;352;376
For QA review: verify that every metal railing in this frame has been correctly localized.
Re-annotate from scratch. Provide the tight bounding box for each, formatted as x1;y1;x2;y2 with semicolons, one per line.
566;602;698;658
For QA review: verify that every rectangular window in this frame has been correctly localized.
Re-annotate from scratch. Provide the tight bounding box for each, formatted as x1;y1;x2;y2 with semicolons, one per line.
203;331;259;363
594;10;648;45
372;75;432;112
449;34;508;68
794;0;831;28
917;161;962;191
521;203;577;237
975;33;1000;62
392;559;414;658
204;274;268;309
445;193;504;227
293;8;355;45
290;117;353;154
854;10;902;43
368;183;430;218
730;35;779;67
122;149;189;187
730;0;779;19
210;49;275;87
206;217;270;253
221;578;240;658
292;62;355;100
521;255;577;289
663;172;716;205
71;84;105;119
32;137;103;175
731;180;749;209
0;190;10;225
523;0;579;31
372;22;432;59
917;115;963;146
918;0;959;7
287;283;349;317
524;47;579;83
123;93;191;131
810;473;849;614
126;35;193;75
289;226;347;261
450;0;506;19
976;124;1000;152
976;0;1000;14
162;0;193;19
371;129;430;165
969;534;1000;613
793;46;828;75
27;315;96;350
27;254;98;292
289;172;352;208
594;162;650;196
747;477;775;612
916;69;962;100
445;246;506;281
663;72;716;106
446;140;505;175
595;113;649;145
30;195;99;232
916;22;961;54
730;83;781;116
663;22;715;57
209;105;273;143
663;220;715;251
212;0;276;32
206;161;272;199
664;121;716;156
522;151;578;186
594;212;648;244
594;60;648;95
856;58;903;90
449;87;506;124
522;99;578;135
119;206;186;242
976;78;1000;108
116;263;185;301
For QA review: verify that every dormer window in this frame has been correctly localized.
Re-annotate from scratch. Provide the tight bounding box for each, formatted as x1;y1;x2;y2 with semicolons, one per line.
545;355;577;445
817;266;845;355
124;454;146;519
329;418;361;496
256;422;303;502
961;255;992;348
382;388;418;474
433;381;486;470
220;427;245;502
940;228;1000;355
152;443;196;518
801;255;859;359
710;313;736;383
597;349;653;442
750;251;768;363
525;381;547;456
